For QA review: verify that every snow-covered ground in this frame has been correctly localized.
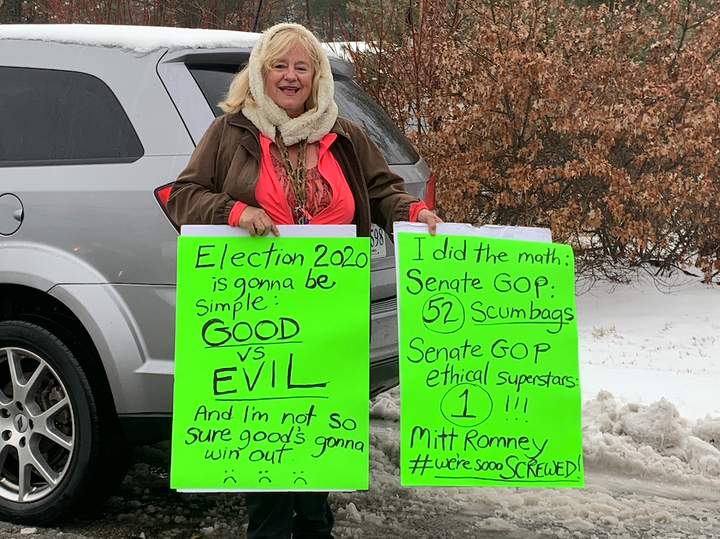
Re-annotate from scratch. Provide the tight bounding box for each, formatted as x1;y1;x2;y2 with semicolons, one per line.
332;272;720;538
577;274;720;421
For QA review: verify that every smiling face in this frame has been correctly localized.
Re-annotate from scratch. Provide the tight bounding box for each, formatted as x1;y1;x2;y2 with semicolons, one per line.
264;43;314;119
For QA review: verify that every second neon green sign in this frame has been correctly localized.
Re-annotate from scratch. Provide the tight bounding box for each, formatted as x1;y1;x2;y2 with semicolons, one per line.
396;231;583;487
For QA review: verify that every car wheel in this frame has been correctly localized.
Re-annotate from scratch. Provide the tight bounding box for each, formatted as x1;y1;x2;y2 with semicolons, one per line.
0;320;129;524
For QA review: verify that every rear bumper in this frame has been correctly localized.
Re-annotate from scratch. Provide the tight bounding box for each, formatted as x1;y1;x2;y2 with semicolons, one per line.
369;295;400;397
370;355;399;398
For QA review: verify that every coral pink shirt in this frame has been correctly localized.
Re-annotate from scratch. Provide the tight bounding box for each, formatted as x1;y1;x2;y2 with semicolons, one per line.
229;132;354;226
228;132;427;227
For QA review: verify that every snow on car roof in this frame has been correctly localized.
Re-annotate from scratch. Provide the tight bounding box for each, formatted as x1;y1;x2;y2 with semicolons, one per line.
324;41;368;60
0;24;261;55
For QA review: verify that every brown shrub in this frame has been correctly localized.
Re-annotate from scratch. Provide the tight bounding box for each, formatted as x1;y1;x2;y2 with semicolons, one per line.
347;0;720;282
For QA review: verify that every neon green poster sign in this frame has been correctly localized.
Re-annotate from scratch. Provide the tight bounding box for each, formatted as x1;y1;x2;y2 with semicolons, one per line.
395;226;582;487
171;228;370;492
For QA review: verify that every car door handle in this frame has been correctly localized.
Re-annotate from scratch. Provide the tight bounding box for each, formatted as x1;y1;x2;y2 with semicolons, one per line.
12;209;23;221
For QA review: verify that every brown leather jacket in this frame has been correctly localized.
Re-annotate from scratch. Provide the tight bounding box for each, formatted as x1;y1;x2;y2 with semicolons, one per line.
167;112;420;237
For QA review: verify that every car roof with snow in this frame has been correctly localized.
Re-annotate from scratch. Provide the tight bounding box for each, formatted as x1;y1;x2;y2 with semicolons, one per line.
0;24;346;60
0;24;261;54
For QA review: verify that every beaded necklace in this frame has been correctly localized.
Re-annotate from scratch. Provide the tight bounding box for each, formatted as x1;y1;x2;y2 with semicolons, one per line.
274;127;309;224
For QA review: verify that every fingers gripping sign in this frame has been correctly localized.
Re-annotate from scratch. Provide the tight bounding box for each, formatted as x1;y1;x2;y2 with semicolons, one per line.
237;206;280;237
416;208;443;236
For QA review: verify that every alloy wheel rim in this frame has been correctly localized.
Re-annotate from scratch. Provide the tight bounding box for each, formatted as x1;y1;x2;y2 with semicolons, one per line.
0;346;74;503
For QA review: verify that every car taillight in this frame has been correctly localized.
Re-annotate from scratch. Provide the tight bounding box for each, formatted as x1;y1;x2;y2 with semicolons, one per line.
424;172;437;211
154;183;178;230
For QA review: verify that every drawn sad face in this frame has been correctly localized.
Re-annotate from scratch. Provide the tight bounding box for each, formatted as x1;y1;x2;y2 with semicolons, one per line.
258;470;272;484
293;471;307;485
223;470;237;485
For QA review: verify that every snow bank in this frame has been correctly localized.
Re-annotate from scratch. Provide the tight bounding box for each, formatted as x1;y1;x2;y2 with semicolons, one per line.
336;389;720;537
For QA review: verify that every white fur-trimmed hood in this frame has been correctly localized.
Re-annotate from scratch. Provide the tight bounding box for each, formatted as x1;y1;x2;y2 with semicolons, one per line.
242;23;338;146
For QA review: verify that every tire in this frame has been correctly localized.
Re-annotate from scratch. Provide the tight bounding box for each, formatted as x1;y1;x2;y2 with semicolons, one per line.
0;320;130;525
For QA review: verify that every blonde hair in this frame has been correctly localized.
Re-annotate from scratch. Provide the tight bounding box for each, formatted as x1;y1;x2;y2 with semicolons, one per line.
220;26;325;115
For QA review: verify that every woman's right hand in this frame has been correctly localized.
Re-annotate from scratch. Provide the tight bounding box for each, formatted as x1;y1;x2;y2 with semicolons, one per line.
237;206;280;237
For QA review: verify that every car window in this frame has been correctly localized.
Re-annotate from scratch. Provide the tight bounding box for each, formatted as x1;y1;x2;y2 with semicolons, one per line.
187;63;241;118
333;77;418;165
0;66;143;167
187;65;419;165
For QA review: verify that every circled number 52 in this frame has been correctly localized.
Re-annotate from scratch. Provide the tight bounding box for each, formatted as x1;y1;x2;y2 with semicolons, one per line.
422;293;465;333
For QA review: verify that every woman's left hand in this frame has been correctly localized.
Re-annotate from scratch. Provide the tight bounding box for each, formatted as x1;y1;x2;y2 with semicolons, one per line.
417;209;443;235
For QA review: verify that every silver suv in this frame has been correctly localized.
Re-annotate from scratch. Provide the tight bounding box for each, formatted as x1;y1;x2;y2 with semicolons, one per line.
0;25;434;524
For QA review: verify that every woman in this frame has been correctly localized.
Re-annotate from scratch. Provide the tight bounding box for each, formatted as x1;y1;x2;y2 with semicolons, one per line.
167;22;441;539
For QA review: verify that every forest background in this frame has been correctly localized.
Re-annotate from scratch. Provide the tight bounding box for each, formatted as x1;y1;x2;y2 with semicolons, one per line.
3;0;720;284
